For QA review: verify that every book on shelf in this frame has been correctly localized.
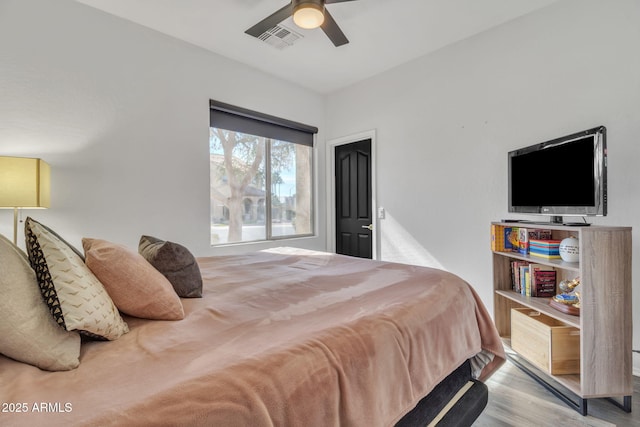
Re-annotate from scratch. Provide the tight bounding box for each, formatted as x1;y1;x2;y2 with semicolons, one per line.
491;224;505;251
505;227;518;252
529;239;562;259
520;264;529;295
529;239;562;248
510;260;528;293
489;225;518;252
529;229;553;240
532;278;556;297
491;225;555;254
518;228;529;254
516;228;553;254
530;251;562;260
529;265;557;297
508;261;557;297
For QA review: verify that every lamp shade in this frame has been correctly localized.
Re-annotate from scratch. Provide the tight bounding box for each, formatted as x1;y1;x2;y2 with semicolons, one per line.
0;157;50;209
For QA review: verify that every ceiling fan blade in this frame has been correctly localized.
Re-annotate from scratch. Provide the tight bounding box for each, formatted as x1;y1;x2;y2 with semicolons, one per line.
320;9;349;47
325;0;358;3
245;3;293;37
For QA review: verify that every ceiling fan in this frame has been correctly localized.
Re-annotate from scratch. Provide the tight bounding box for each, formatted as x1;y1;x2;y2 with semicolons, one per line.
245;0;357;47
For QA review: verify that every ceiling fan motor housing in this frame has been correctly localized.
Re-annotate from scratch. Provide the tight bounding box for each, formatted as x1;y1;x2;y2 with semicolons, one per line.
293;0;326;29
293;0;326;13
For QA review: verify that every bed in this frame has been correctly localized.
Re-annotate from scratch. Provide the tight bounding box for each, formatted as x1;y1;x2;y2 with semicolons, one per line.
1;228;504;426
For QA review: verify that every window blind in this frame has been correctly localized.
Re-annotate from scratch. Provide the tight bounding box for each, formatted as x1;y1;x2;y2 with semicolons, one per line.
209;100;317;147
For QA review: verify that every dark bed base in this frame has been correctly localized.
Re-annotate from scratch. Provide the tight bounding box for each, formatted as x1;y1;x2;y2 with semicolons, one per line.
395;360;488;427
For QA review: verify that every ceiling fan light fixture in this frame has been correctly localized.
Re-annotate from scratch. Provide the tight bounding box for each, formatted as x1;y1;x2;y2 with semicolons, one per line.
293;1;325;30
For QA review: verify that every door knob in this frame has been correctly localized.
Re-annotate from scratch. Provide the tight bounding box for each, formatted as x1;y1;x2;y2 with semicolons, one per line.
361;224;373;231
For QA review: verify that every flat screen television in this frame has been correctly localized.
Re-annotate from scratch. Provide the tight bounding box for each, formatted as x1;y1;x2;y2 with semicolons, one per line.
508;126;607;220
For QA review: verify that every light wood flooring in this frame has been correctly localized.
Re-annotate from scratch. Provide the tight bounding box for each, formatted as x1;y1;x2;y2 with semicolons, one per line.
474;359;639;427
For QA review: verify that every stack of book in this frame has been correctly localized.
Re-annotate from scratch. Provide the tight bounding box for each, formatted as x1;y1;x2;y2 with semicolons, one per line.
491;225;518;252
529;239;562;259
530;265;557;297
516;228;553;255
491;225;553;254
510;261;557;297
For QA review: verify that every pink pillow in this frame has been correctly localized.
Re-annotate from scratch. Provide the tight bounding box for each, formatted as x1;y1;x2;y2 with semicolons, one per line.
83;238;184;320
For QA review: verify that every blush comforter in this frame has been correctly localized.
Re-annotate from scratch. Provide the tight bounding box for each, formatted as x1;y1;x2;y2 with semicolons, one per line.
0;248;504;426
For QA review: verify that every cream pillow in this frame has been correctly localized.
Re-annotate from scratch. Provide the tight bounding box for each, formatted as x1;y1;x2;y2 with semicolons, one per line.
24;217;129;340
83;238;184;320
0;233;80;370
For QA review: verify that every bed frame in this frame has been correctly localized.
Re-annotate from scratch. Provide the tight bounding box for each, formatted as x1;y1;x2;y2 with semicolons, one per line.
396;360;488;427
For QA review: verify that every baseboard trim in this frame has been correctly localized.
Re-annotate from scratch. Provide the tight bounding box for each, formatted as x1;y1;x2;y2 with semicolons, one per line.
634;352;640;377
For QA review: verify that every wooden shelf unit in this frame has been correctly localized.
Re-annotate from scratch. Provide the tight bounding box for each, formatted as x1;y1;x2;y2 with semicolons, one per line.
492;222;632;413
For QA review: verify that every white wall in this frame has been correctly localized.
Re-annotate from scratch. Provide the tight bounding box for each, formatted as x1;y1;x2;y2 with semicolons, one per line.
2;0;638;354
326;0;640;351
0;0;326;256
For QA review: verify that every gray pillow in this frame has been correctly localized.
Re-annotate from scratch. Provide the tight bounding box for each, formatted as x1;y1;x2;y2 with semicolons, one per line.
138;235;203;298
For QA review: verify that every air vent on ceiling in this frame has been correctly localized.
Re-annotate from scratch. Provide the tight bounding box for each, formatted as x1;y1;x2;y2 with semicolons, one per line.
258;24;303;50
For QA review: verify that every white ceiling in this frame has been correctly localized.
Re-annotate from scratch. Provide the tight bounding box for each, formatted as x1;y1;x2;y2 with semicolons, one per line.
75;0;560;94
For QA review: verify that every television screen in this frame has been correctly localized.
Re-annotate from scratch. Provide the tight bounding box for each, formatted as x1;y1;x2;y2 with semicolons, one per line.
508;126;606;217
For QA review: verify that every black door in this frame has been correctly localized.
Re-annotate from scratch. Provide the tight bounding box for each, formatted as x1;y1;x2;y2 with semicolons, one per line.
335;139;372;258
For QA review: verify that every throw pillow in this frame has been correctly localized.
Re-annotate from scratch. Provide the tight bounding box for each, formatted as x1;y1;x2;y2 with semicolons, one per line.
24;217;129;340
0;233;80;371
83;238;184;320
138;235;203;298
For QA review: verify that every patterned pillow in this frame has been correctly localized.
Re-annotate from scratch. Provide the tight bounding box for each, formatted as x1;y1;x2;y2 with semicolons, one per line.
0;233;81;371
139;235;203;298
83;238;184;320
24;217;129;340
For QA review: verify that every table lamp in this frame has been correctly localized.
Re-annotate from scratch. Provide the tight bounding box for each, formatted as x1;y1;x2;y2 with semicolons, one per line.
0;156;50;244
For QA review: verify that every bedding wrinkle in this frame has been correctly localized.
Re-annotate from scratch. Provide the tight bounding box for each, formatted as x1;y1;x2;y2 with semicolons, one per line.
258;268;410;325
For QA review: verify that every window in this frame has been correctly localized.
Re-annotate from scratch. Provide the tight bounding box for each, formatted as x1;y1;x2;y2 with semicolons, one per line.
209;101;316;245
